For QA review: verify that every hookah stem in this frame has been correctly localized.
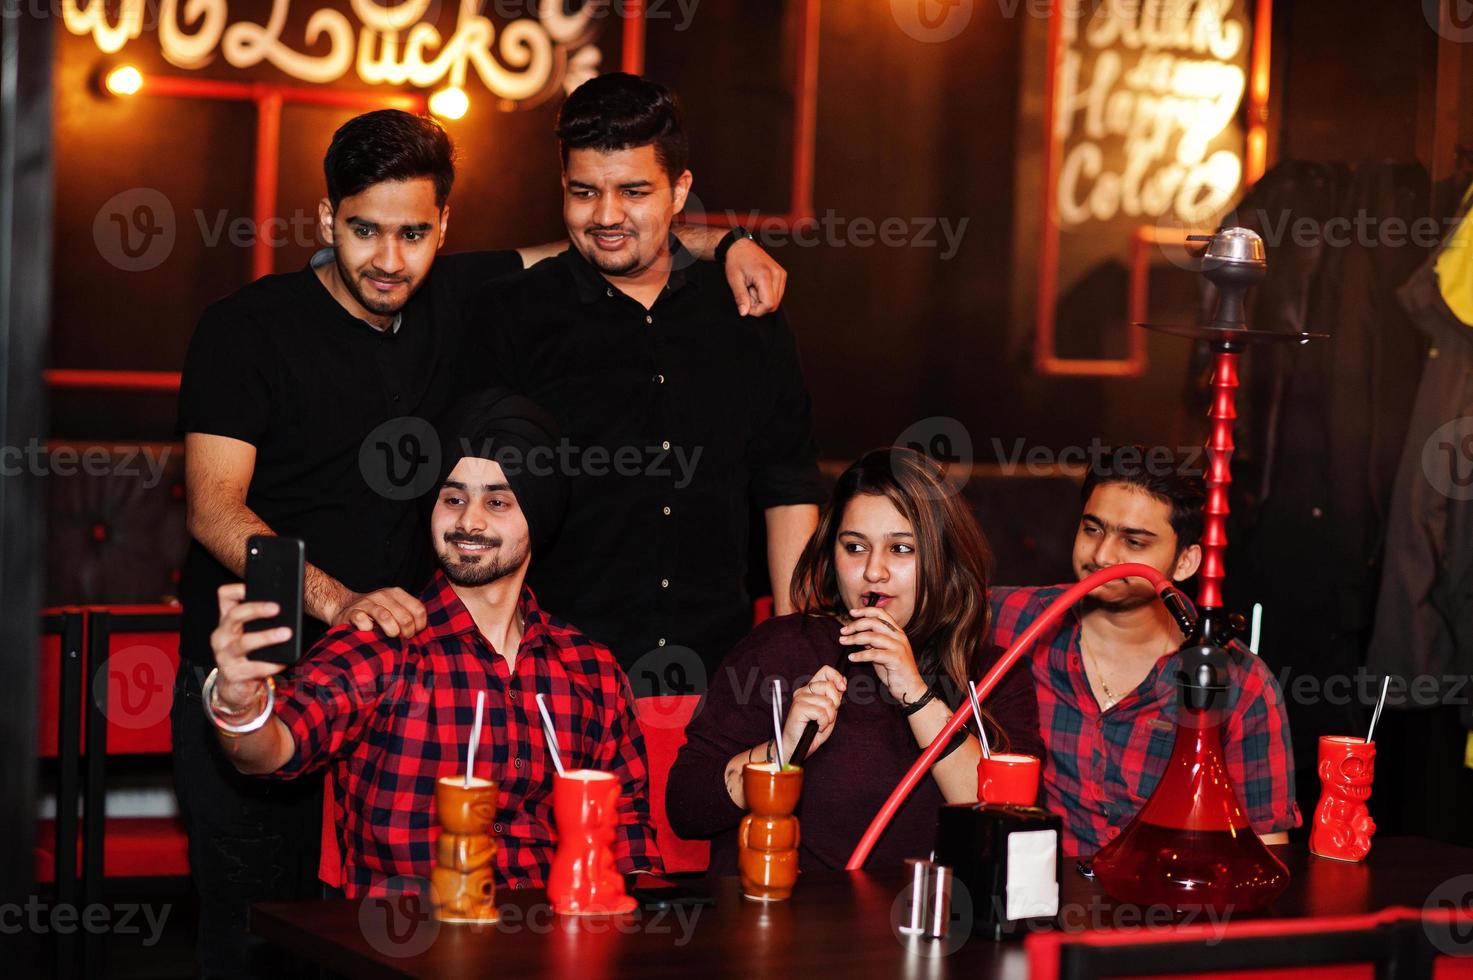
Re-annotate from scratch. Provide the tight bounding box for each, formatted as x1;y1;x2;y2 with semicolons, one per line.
1199;345;1241;612
844;563;1175;871
787;592;879;768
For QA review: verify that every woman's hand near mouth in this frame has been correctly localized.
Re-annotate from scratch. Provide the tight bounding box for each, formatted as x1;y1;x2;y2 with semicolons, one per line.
838;606;926;706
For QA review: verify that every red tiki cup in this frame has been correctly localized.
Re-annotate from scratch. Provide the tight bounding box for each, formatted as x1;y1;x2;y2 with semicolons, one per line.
547;770;636;915
1310;735;1376;862
977;753;1041;806
739;762;803;901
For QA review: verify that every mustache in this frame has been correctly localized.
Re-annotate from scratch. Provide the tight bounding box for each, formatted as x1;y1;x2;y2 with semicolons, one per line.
445;533;501;548
361;269;409;282
585;225;635;235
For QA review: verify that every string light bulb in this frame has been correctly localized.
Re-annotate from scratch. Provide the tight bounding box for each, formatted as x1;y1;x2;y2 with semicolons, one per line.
428;86;468;121
104;65;143;97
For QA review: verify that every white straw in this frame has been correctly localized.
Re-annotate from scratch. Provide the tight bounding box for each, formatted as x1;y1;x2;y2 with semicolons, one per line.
1365;676;1391;744
464;690;486;789
535;692;566;776
770;679;786;768
968;681;991;759
1249;603;1263;656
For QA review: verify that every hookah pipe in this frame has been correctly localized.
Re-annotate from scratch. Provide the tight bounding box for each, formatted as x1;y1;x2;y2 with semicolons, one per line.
845;564;1195;869
787;592;880;769
846;227;1325;873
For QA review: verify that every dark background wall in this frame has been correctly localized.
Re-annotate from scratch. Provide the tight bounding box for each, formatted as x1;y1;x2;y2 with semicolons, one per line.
49;0;1453;560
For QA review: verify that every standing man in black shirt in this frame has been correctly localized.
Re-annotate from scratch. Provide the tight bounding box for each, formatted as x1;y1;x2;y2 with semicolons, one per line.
468;75;825;680
174;108;788;979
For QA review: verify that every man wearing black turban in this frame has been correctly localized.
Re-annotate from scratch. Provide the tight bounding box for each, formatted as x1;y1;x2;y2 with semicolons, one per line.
426;387;570;567
200;387;665;895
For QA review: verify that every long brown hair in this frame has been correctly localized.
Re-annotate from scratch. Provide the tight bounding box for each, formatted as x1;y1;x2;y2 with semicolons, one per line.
789;448;995;707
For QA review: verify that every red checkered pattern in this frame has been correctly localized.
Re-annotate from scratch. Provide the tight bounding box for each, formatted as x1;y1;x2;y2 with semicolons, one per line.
990;586;1301;858
272;571;663;896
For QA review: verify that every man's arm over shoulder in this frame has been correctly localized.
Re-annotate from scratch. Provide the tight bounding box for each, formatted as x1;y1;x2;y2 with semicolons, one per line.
457;267;552;397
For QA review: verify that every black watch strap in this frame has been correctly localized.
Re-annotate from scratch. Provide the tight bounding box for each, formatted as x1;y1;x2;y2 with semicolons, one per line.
715;226;755;266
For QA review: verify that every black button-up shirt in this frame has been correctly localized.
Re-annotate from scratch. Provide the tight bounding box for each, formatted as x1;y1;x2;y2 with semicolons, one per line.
463;241;824;678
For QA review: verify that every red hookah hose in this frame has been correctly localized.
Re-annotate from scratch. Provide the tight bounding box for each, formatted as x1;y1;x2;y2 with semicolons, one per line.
844;562;1175;870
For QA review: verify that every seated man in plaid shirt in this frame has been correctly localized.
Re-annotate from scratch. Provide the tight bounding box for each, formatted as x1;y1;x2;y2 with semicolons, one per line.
201;389;664;896
989;447;1300;858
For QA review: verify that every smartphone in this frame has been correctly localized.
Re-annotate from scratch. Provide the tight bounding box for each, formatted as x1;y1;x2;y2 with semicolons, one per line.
628;875;716;911
244;535;305;665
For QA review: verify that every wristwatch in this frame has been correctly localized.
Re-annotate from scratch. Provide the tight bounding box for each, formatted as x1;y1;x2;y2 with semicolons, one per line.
714;226;756;267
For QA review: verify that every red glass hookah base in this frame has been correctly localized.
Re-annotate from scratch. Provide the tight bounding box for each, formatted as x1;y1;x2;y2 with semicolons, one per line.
1090;726;1289;912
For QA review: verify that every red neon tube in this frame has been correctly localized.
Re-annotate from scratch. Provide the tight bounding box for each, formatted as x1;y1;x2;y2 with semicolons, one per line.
845;562;1177;870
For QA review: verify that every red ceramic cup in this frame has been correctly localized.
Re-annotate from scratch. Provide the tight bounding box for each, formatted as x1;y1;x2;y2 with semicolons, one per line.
1310;735;1376;862
547;770;637;915
977;753;1041;806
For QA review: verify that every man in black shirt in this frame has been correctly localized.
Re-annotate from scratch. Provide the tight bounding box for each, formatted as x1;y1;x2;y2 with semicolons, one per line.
468;75;825;679
175;109;788;979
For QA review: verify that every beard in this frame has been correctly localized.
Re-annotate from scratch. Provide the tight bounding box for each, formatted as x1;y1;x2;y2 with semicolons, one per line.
437;533;528;587
580;227;645;277
334;248;413;317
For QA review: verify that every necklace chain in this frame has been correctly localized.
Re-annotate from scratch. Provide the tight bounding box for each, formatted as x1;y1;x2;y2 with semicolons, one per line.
1079;631;1118;710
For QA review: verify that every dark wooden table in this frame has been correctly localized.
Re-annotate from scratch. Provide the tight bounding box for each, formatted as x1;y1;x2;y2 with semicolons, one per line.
252;837;1473;979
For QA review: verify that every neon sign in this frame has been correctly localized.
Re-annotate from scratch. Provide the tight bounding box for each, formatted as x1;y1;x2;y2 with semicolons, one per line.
1053;0;1248;227
62;0;601;103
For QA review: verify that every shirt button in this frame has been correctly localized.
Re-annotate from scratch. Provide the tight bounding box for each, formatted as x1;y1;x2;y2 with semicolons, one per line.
508;690;518;701
494;823;503;833
513;758;522;770
1106;827;1120;840
605;288;614;297
661;578;670;589
653;374;665;384
661;440;671;450
657;638;667;647
645;314;653;324
662;506;672;516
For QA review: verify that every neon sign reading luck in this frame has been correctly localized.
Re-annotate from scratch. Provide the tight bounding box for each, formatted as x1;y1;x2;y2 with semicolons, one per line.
62;0;600;103
1054;0;1248;227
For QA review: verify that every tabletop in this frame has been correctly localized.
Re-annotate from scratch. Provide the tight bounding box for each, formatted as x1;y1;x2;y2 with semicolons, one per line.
252;837;1473;980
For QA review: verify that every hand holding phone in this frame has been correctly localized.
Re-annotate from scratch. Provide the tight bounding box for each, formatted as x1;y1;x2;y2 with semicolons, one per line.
243;535;305;665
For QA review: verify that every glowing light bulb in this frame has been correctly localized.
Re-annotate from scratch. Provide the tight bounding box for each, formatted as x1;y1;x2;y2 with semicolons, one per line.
105;65;143;97
429;86;468;121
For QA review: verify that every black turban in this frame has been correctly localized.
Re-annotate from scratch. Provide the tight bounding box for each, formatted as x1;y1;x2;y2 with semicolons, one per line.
429;388;568;559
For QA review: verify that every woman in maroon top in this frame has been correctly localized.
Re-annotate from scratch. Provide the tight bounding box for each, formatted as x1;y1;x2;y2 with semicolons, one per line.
667;448;1044;872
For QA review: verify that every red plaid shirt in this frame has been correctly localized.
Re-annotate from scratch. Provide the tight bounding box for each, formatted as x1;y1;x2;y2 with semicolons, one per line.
272;571;663;896
990;586;1301;858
